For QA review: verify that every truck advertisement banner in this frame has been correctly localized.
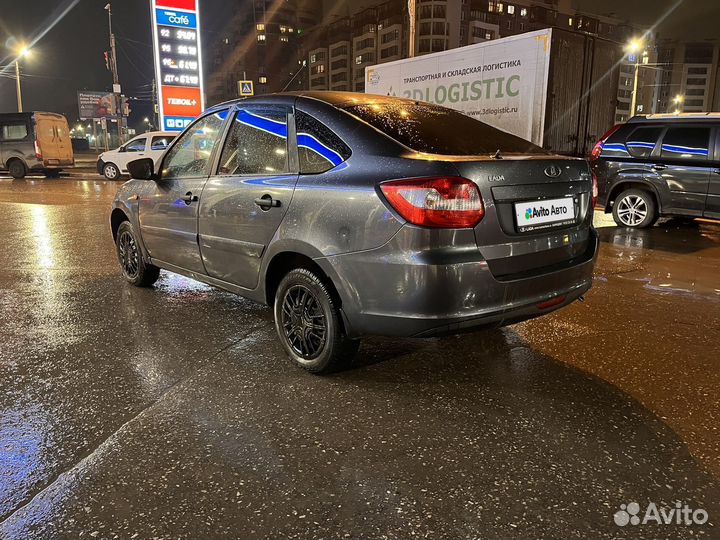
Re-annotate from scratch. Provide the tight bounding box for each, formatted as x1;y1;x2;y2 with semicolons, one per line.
365;29;552;145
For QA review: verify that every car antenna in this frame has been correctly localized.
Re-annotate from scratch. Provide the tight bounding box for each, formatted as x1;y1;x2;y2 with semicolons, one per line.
492;149;503;159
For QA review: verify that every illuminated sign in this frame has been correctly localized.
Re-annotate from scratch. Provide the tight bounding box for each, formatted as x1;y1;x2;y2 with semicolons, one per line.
151;0;204;131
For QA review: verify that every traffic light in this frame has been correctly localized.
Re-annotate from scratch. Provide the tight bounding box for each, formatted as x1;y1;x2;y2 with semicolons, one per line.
104;51;110;70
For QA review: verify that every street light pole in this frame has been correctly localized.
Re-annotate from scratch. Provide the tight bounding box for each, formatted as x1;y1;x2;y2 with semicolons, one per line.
630;56;640;117
15;60;22;112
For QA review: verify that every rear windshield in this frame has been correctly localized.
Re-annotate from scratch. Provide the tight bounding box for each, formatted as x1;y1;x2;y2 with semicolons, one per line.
343;102;547;156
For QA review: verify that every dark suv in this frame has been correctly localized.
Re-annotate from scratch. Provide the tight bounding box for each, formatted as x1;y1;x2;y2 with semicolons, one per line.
591;114;720;228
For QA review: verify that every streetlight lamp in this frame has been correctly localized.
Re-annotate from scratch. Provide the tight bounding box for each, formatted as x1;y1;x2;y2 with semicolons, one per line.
626;38;644;118
14;45;31;112
673;94;684;114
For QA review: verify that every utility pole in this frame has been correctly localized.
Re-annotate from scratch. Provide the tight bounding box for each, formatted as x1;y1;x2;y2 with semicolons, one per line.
408;0;416;58
105;3;125;143
15;60;23;112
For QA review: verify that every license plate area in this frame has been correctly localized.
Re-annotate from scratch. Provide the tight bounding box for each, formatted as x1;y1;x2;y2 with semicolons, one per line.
514;197;576;233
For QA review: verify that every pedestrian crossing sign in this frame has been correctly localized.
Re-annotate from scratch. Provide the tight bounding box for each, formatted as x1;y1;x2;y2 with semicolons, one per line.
238;80;254;97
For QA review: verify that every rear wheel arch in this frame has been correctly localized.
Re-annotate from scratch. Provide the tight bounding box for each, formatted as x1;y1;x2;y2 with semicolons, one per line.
606;181;661;214
264;251;342;310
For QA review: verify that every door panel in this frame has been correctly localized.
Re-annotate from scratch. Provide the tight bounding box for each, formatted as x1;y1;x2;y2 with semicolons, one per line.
139;178;208;272
652;126;712;214
138;109;229;272
705;167;720;218
199;106;297;289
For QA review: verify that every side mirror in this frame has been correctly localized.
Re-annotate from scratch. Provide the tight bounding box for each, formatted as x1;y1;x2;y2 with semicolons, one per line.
127;158;158;181
118;145;126;153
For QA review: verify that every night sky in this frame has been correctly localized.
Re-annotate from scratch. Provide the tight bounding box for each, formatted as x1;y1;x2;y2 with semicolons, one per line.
0;0;718;131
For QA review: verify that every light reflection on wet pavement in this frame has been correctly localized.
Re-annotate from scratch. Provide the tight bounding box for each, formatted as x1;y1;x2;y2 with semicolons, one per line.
0;178;719;539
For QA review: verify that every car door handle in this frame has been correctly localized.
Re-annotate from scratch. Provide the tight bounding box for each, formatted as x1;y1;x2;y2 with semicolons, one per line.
652;164;667;171
180;192;198;205
254;195;281;210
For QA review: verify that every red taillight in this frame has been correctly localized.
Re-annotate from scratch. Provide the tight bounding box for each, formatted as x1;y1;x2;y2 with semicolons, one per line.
590;123;623;162
591;170;599;208
34;140;43;161
380;176;484;228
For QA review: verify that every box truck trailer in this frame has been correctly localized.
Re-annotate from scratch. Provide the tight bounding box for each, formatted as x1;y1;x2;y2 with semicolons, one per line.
364;28;621;157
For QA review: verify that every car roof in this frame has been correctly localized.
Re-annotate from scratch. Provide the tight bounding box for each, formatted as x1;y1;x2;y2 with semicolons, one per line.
628;113;720;123
206;91;421;113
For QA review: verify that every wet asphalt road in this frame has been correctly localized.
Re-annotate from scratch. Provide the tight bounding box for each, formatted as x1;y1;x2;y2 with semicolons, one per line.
0;176;719;539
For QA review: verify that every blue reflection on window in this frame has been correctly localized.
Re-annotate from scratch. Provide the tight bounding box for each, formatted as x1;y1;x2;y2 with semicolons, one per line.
236;110;287;139
602;142;630;156
661;144;708;157
297;132;344;167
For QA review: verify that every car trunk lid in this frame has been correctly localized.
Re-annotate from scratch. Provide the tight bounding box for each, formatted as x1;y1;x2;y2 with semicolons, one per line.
452;154;594;280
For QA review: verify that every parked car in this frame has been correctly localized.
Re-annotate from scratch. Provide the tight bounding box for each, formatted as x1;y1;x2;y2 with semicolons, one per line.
110;92;598;373
591;113;720;228
97;131;176;180
0;111;74;178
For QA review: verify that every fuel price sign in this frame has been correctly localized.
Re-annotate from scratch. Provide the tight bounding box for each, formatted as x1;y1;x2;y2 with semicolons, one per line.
151;0;205;131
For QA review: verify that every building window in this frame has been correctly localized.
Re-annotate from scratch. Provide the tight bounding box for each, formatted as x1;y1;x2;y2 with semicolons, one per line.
381;45;399;59
259;76;268;84
355;55;362;64
507;4;514;14
256;23;265;31
520;7;527;16
568;17;573;26
280;26;287;33
257;34;266;42
280;35;288;42
310;54;316;63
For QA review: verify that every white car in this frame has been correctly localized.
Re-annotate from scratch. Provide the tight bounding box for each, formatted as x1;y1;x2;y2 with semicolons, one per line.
97;131;176;180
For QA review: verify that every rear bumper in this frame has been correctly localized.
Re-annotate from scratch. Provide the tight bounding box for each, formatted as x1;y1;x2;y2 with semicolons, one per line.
321;226;598;338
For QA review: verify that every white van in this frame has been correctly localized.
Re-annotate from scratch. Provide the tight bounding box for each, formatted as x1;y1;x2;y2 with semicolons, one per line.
0;112;74;178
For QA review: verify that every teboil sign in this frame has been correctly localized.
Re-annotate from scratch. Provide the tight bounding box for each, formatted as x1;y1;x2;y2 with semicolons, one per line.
151;0;205;131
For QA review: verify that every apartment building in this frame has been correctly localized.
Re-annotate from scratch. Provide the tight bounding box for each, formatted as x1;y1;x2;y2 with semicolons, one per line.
205;0;322;105
303;0;643;93
305;1;404;92
654;39;720;114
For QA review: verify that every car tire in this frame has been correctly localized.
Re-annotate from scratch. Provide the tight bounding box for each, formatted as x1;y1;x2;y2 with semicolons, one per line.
612;188;657;229
8;159;26;179
274;268;359;374
103;162;120;180
115;221;160;287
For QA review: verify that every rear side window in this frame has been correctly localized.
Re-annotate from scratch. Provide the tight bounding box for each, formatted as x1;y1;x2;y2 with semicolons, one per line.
343;102;546;156
2;123;29;141
296;110;351;174
661;127;711;161
218;108;289;175
626;127;662;158
151;135;175;150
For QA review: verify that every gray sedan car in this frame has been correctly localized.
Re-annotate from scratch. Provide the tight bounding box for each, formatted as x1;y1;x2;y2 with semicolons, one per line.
111;92;598;373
